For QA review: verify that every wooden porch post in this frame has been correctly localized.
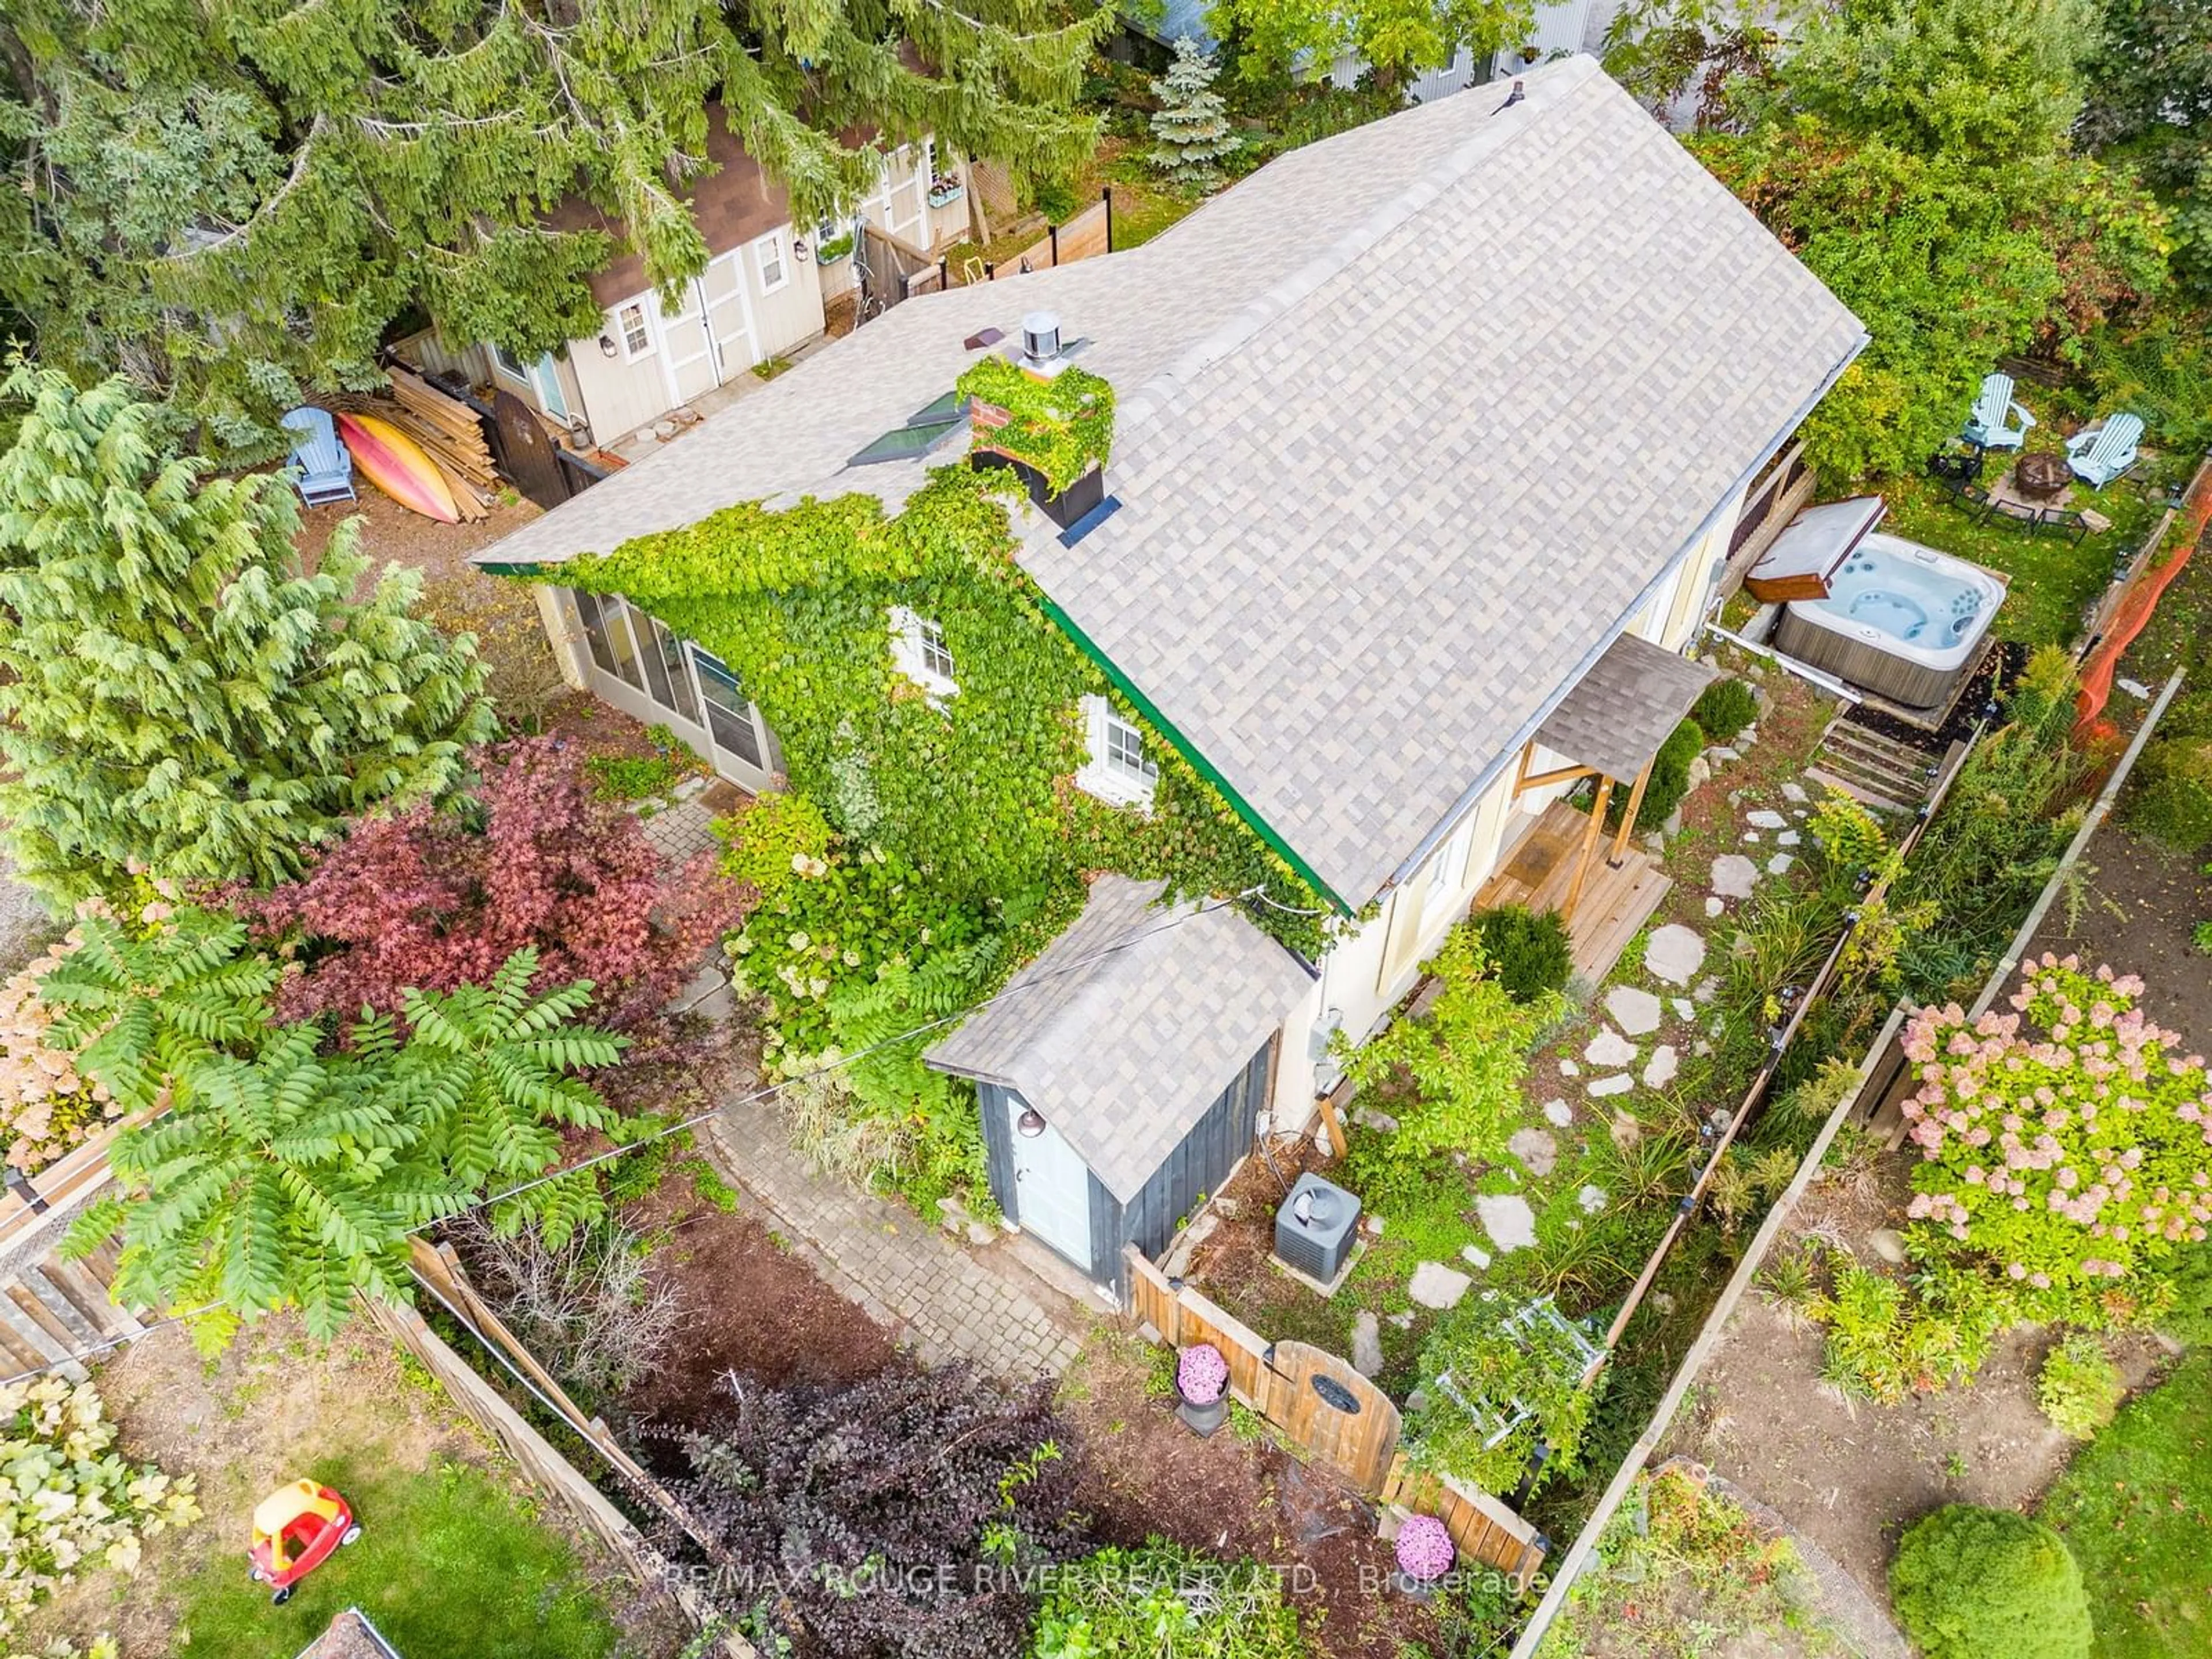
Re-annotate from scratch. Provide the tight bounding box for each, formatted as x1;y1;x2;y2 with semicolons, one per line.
1608;751;1659;868
1561;778;1613;924
1511;738;1535;798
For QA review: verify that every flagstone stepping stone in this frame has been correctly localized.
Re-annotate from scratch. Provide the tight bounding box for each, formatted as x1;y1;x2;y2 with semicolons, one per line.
1693;1039;1712;1056
1741;831;1761;843
1672;998;1695;1021
1352;1311;1384;1377
1476;1194;1536;1251
1353;1106;1400;1131
1589;1074;1634;1097
1578;1184;1608;1214
1544;1097;1573;1126
1559;1058;1580;1077
1643;925;1707;986
1693;974;1718;1003
1747;808;1787;830
1461;1244;1492;1271
1607;984;1664;1035
1777;829;1801;846
1585;1028;1639;1067
1609;1110;1641;1149
1709;745;1741;764
1508;1126;1558;1177
1767;853;1795;876
1781;781;1808;804
1643;1044;1679;1088
1410;1260;1473;1310
1705;895;1725;918
1711;854;1759;899
1389;1310;1416;1329
1868;1228;1907;1264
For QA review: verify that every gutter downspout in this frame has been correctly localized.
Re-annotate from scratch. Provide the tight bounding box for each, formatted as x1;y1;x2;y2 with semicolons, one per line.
1702;620;1863;705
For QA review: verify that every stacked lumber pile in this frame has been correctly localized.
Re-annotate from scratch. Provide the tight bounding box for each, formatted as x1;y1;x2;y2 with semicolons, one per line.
381;366;496;520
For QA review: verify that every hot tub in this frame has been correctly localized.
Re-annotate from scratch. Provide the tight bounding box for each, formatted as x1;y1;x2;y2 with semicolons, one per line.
1771;532;2005;710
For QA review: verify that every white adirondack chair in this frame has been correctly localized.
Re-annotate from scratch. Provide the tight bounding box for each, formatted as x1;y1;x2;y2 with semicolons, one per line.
2065;413;2145;490
1961;372;2033;451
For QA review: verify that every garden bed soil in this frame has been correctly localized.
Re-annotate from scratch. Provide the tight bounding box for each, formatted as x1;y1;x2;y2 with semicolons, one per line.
1057;1331;1447;1659
291;480;540;585
619;1181;900;1441
2027;818;2212;1055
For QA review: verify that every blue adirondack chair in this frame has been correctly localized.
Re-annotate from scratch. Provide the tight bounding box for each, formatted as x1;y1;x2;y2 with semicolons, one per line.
281;407;356;506
1961;372;2034;451
2065;412;2145;490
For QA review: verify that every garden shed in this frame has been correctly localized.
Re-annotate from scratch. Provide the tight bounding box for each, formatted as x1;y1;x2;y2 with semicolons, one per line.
926;876;1313;1298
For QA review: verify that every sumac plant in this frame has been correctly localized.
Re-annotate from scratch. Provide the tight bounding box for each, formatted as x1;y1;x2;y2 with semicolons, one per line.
665;1365;1084;1658
1900;955;2212;1324
244;737;742;1037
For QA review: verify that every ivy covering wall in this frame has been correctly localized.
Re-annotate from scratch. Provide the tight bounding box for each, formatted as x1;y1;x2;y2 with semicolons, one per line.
547;453;1333;1214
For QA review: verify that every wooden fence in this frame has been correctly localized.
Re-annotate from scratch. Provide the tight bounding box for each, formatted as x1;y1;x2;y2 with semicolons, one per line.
1126;1248;1547;1585
985;195;1111;278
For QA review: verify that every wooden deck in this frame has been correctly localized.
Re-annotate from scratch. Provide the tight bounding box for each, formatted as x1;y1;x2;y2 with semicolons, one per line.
1474;800;1674;984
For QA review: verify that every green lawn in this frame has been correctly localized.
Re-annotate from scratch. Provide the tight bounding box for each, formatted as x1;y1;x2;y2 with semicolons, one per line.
2039;1351;2212;1658
173;1453;624;1658
1884;471;2162;649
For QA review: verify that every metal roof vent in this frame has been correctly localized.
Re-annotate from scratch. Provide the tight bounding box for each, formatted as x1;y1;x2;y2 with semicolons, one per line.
1021;310;1064;373
1274;1172;1362;1283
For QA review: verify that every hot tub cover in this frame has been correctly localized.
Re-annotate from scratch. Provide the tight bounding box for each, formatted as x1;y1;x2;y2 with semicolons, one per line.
925;876;1314;1202
1745;496;1887;602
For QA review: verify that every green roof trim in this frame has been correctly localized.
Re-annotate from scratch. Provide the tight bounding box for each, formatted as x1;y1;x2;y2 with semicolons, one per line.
477;560;547;577
1035;592;1354;916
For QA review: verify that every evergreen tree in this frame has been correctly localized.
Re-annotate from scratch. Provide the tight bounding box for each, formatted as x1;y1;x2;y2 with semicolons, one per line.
1209;0;1531;92
1149;37;1241;190
0;364;495;906
0;0;1113;449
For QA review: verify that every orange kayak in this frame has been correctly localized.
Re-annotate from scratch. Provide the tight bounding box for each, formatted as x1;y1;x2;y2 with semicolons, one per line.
336;411;460;524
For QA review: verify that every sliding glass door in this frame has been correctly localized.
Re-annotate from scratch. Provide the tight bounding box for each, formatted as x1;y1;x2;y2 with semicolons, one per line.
566;590;777;792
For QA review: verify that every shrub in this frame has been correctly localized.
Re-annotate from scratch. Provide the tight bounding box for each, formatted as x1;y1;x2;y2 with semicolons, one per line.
1690;677;1759;741
582;752;683;801
1889;1506;2091;1659
1469;906;1573;1003
1808;1262;2010;1403
715;790;834;898
667;1366;1083;1658
0;935;119;1173
1407;1297;1600;1494
1897;955;2212;1326
1606;716;1705;831
1032;1539;1309;1659
2127;737;2212;853
1338;923;1562;1165
2036;1335;2125;1440
0;1377;200;1642
244;736;743;1038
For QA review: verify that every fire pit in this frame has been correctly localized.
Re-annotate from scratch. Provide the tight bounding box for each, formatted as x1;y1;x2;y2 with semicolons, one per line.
2012;452;2071;501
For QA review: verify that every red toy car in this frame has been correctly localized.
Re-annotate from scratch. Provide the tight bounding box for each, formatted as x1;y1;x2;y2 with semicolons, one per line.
247;1479;362;1604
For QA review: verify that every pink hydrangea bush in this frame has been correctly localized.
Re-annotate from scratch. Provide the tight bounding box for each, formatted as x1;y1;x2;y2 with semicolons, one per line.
0;934;119;1173
1394;1513;1456;1582
1900;955;2212;1321
1177;1342;1229;1405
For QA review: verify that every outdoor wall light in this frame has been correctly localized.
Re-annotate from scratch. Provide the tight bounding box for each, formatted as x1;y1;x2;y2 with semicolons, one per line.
597;334;618;358
1016;1106;1047;1138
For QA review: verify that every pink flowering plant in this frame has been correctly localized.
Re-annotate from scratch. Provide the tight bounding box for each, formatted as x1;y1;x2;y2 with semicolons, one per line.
1899;954;2212;1323
1394;1514;1456;1582
1176;1342;1229;1405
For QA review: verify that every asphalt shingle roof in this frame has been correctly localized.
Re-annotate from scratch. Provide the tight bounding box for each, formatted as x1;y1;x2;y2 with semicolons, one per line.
1534;632;1718;785
923;877;1315;1203
475;55;1865;907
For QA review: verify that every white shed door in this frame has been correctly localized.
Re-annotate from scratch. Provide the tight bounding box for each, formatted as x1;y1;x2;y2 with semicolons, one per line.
1007;1093;1093;1269
699;250;759;380
654;279;720;406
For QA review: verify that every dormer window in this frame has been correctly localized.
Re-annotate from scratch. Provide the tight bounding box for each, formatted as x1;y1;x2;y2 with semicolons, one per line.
889;606;958;706
1077;695;1158;809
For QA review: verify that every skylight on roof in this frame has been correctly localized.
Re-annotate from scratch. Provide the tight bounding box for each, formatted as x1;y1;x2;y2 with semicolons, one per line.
846;389;968;468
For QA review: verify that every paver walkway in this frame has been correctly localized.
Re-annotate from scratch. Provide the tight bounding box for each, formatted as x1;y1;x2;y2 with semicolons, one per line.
702;1091;1087;1379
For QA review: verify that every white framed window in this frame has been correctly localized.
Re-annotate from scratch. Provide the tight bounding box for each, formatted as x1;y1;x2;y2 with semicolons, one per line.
614;301;653;361
488;345;571;422
753;232;789;294
888;605;959;706
1075;694;1158;809
491;341;530;380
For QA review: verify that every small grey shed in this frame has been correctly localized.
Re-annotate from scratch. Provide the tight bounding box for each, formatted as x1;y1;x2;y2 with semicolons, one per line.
925;876;1314;1298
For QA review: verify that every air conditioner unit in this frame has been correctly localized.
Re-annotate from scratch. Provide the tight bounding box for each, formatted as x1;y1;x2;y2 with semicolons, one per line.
1274;1173;1362;1283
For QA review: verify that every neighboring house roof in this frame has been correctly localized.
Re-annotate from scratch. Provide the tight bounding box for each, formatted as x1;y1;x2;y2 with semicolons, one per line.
925;876;1314;1202
475;55;1865;908
546;105;796;309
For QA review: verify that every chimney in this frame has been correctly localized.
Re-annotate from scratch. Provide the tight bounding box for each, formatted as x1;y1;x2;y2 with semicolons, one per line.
1020;310;1066;376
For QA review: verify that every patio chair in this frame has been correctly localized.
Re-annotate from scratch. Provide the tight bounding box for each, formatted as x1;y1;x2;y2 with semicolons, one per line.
2033;507;2090;546
280;407;355;506
2065;412;2144;490
1961;372;2035;451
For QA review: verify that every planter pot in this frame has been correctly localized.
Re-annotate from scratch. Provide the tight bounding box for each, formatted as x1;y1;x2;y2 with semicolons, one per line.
929;187;965;208
1176;1391;1228;1437
1390;1570;1441;1601
815;246;853;267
